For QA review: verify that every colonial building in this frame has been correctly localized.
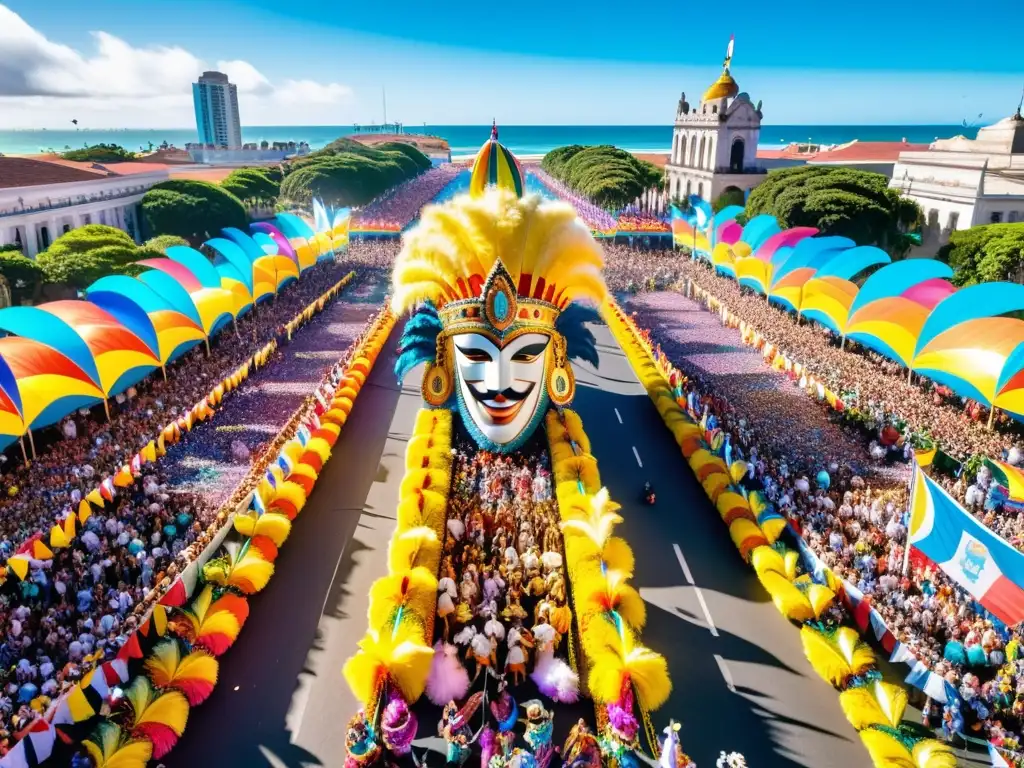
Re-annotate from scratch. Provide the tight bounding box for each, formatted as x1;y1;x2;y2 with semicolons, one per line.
665;39;766;203
0;158;170;256
889;110;1024;250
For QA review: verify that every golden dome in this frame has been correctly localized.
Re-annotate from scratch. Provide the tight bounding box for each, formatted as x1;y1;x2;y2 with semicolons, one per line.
702;69;739;102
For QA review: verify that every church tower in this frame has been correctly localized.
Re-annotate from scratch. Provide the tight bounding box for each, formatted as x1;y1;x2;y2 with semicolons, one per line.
665;37;765;204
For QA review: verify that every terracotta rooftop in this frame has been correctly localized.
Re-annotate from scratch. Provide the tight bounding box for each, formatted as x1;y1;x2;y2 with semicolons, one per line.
0;157;108;189
756;140;929;163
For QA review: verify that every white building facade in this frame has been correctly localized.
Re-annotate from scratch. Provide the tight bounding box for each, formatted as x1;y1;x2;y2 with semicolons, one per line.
664;47;766;204
192;71;243;149
889;112;1024;250
0;169;169;257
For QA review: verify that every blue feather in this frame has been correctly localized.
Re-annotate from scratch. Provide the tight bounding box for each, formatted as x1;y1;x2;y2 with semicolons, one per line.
395;346;435;382
556;303;601;369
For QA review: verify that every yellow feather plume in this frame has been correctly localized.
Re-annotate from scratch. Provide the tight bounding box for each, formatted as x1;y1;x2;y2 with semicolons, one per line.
600;537;636;578
589;633;671;711
784;549;801;581
124;676;189;736
400;468;451;498
369;567;439;629
560;410;592;454
392;189;607;314
910;739;958;768
545;412;568;443
759;570;815;622
387;526;441;573
343;624;434;705
584;569;646;630
83;723;153;768
750;546;786;579
839;682;907;730
233;511;292;547
560;488;622;548
271;480;307;516
549;439;576;467
728;518;768;561
396;490;447;534
553;453;600;486
801;625;876;688
414;408;449;436
859;728;915;768
202;543;274;595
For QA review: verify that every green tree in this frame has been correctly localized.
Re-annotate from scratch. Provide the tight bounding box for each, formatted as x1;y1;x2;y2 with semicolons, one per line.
0;250;44;301
143;234;190;252
540;145;663;209
940;223;1024;285
60;144;137;162
37;250;117;289
43;224;138;264
713;187;746;212
140;180;247;245
745;166;920;255
220;167;281;203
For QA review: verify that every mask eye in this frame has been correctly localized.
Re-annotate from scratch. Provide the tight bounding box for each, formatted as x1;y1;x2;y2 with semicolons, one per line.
456;346;493;363
510;342;549;363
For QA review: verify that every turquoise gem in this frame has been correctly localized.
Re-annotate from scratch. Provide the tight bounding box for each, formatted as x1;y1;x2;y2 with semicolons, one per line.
494;290;509;321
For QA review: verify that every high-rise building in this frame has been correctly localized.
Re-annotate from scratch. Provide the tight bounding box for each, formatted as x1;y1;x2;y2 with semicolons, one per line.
192;71;242;148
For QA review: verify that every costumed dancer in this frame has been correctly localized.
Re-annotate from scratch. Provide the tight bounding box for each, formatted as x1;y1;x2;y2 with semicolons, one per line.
344;711;382;768
522;700;555;768
561;720;602;768
505;622;533;687
659;721;697;768
427;640;471;707
380;690;418;757
530;621;578;704
438;572;458;638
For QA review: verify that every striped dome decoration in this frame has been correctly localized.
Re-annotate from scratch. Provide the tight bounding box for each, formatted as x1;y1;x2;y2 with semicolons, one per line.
469;121;524;198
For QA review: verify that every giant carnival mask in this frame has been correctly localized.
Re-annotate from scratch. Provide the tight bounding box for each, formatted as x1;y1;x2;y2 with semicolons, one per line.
392;185;607;453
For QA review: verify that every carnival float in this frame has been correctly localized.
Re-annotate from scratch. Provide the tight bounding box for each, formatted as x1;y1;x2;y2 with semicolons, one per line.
342;131;714;767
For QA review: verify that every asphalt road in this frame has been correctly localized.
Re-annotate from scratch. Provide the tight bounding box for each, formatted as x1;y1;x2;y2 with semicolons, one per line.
567;322;872;768
166;315;914;768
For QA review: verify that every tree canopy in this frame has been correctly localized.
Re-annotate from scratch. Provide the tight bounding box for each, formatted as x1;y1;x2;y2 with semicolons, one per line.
713;187;746;212
744;166;921;255
939;222;1024;286
220;167;282;203
278;138;430;208
0;250;43;302
34;225;140;289
60;144;137;162
140;180;248;245
540;145;663;209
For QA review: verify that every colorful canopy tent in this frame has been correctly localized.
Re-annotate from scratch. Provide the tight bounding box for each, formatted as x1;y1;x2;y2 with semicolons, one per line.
0;354;23;451
274;212;320;271
167;245;253;319
136;261;237;337
312;199;350;255
34;302;159;395
676;194;1024;422
0;336;103;432
86;276;206;365
205;237;276;305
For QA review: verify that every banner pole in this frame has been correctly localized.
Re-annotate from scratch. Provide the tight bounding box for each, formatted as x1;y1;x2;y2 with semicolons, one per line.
902;458;918;577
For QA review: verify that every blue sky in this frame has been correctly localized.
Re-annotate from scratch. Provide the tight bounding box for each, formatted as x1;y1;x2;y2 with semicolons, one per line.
2;0;1023;127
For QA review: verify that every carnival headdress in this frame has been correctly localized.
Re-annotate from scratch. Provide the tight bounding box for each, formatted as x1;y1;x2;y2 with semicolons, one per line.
392;130;607;452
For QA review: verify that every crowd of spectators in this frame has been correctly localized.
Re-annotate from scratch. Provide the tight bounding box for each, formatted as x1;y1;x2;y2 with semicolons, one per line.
0;240;408;752
626;279;1024;757
352;165;462;232
672;259;1022;467
526;168;618;232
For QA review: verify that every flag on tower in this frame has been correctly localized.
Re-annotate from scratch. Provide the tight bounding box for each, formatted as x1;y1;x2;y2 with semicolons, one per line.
726;35;735;66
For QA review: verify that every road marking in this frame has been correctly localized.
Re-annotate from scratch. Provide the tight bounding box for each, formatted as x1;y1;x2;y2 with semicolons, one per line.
673;543;719;637
714;654;735;691
632;446;643;468
614;408;623;424
673;543;694;585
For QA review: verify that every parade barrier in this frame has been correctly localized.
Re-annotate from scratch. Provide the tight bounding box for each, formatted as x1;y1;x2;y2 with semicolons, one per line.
544;408;675;762
0;271;356;588
601;298;957;768
341;406;453;754
0;304;396;768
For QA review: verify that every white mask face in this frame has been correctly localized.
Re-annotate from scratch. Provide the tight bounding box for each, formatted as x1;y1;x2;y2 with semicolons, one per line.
452;331;550;448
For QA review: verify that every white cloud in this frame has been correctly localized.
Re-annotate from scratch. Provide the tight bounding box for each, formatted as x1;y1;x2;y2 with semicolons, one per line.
0;4;353;129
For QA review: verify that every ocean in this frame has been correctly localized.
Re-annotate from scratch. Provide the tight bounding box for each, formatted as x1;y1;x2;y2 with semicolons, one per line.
0;124;978;158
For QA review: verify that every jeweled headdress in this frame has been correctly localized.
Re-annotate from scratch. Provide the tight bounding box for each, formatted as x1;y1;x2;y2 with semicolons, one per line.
392;132;607;452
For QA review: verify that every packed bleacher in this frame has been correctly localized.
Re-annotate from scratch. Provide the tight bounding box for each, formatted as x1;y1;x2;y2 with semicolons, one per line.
0;241;403;753
352;165;462;232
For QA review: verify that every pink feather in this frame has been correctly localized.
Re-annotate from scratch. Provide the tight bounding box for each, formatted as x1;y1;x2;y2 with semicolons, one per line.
531;649;579;704
426;642;470;706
